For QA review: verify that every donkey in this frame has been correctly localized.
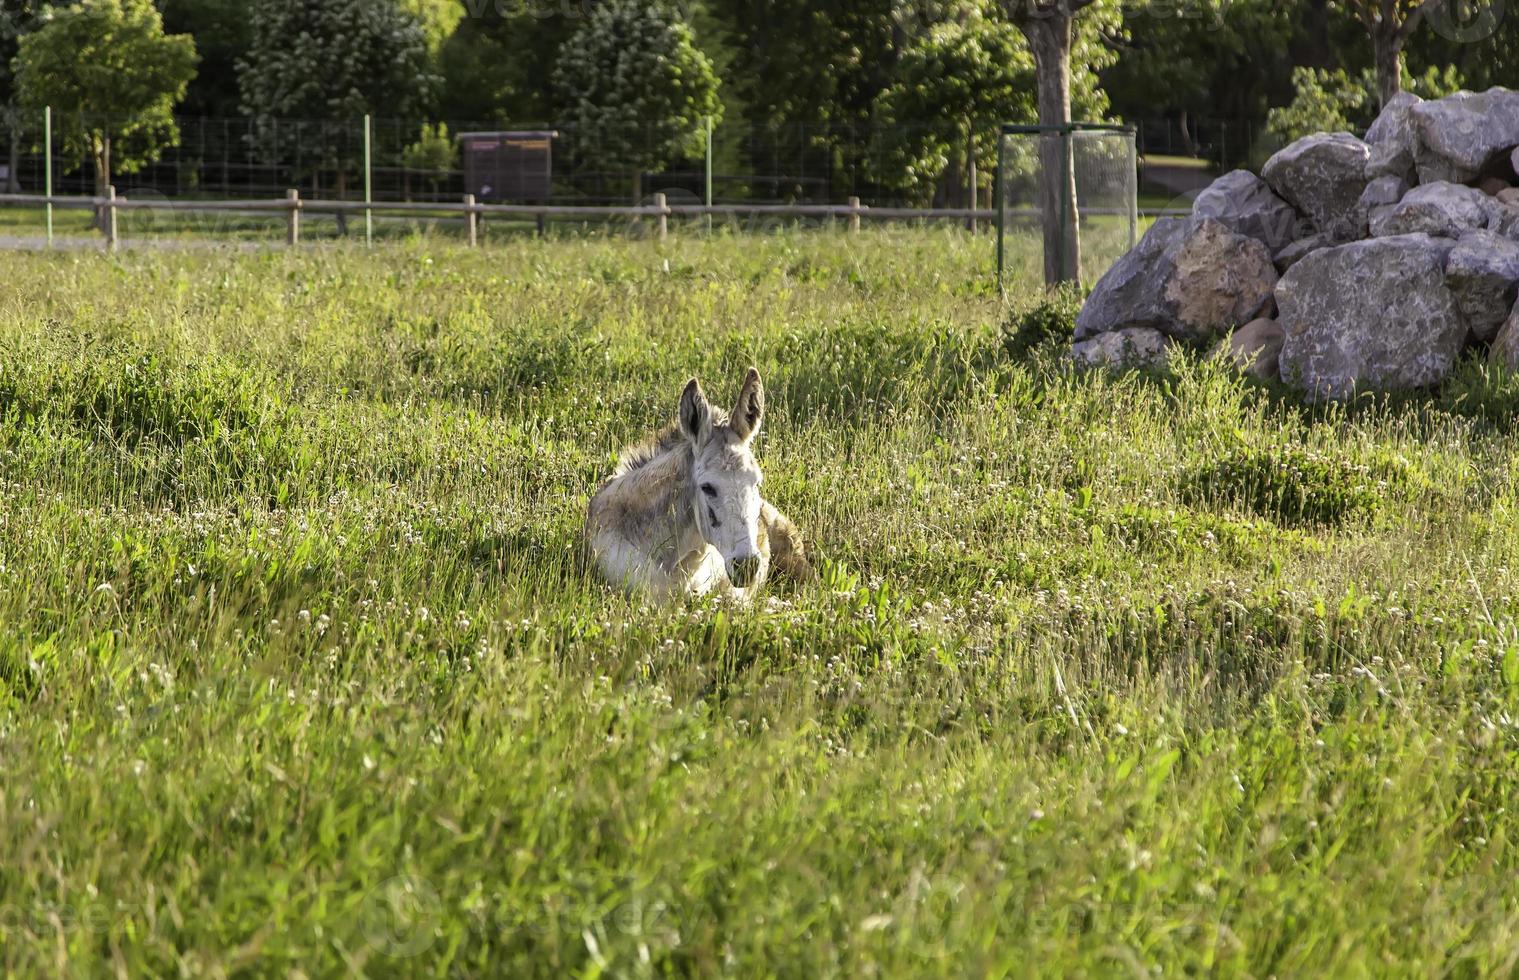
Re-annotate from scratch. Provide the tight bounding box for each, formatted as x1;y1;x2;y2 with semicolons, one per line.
585;368;813;601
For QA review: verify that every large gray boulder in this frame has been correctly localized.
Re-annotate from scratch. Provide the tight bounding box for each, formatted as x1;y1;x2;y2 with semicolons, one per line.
1192;169;1302;251
1074;215;1278;343
1262;132;1373;241
1365;91;1424;183
1277;234;1465;399
1446;229;1519;342
1411;88;1519;184
1070;327;1171;369
1368;181;1501;238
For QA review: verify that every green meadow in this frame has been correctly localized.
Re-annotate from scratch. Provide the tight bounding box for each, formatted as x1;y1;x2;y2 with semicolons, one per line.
1;228;1518;975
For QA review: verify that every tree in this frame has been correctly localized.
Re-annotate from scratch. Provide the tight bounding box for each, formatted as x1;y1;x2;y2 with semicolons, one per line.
0;1;45;193
157;0;252;117
875;5;1035;206
239;0;437;220
999;0;1119;285
1339;0;1431;108
13;0;197;207
552;1;722;203
402;122;457;198
1266;62;1462;142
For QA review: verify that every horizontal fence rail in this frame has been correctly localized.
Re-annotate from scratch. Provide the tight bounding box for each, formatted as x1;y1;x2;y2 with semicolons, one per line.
0;188;1191;251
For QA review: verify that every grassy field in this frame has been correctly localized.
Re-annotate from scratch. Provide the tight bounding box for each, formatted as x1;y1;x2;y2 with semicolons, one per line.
2;228;1519;976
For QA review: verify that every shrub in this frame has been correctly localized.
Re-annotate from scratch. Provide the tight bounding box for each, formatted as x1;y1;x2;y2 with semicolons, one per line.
1182;445;1398;528
1001;283;1084;362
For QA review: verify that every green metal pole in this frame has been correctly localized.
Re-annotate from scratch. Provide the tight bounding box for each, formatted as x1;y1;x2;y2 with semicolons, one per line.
704;115;713;234
994;129;1005;293
363;114;373;247
44;106;52;247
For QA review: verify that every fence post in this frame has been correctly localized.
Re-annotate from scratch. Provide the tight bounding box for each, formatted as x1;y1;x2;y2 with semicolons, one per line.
363;113;373;247
464;194;477;247
654;192;667;241
105;185;118;253
286;189;300;246
848;196;861;234
43;106;53;248
704;115;714;235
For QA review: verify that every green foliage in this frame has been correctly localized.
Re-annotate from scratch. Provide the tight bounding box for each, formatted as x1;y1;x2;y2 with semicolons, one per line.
874;4;1032;203
552;1;722;186
1183;445;1401;527
12;0;198;188
1002;282;1084;361
1266;67;1370;142
1267;64;1466;142
402;122;457;187
1;233;1519;974
157;0;251;117
238;0;437;166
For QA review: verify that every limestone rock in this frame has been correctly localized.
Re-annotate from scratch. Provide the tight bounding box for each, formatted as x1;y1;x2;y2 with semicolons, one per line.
1261;132;1373;241
1368;181;1501;239
1357;174;1409;230
1364;91;1423;183
1445;229;1519;342
1490;304;1519;371
1192;169;1302;251
1273;234;1334;273
1214;317;1285;381
1277;234;1465;399
1411;88;1519;183
1075;215;1278;344
1070;328;1171;369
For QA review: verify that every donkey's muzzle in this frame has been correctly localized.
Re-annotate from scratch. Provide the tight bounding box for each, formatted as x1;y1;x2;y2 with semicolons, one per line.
729;555;763;588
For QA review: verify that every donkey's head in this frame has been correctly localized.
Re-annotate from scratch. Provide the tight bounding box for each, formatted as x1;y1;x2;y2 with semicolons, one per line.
678;369;768;589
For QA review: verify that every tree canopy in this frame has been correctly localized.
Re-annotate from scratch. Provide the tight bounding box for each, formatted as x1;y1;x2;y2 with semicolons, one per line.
552;1;722;200
13;0;198;192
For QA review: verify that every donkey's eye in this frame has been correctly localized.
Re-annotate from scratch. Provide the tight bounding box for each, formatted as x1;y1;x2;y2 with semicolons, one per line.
700;483;717;497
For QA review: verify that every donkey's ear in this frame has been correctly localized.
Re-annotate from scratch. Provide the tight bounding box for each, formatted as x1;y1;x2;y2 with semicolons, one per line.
679;378;712;443
731;367;764;441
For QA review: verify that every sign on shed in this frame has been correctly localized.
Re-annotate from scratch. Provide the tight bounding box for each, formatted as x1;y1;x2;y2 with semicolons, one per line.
459;131;557;202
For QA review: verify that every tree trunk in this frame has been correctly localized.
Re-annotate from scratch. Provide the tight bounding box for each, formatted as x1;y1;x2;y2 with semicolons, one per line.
1373;24;1404;108
1023;14;1081;286
967;128;978;233
632;170;642;206
5;127;19;195
91;133;110;231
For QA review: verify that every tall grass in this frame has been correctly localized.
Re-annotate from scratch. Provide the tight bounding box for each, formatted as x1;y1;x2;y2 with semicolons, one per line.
0;228;1517;975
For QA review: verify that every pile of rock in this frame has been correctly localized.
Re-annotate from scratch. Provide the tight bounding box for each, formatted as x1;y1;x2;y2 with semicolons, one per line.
1074;86;1519;399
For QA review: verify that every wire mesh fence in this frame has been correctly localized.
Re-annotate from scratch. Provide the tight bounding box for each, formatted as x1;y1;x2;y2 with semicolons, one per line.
997;125;1138;288
0;112;1020;209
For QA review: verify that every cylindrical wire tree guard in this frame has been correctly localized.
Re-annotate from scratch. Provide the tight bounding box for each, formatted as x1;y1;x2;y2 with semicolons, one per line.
996;123;1137;291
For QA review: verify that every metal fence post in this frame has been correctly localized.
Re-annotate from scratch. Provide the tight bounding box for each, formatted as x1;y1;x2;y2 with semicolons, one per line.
705;115;714;235
654;192;667;240
848;196;861;233
44;106;53;248
464;193;477;247
286;189;300;246
363;113;373;247
105;185;118;252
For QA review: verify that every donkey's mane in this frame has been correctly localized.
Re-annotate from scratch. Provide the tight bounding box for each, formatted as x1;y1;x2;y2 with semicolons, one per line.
614;409;731;477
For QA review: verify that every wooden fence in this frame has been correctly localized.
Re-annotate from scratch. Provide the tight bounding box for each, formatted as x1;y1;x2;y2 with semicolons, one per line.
0;187;1187;251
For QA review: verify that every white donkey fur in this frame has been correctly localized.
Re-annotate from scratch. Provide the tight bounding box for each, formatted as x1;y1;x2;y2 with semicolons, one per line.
585;368;813;600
